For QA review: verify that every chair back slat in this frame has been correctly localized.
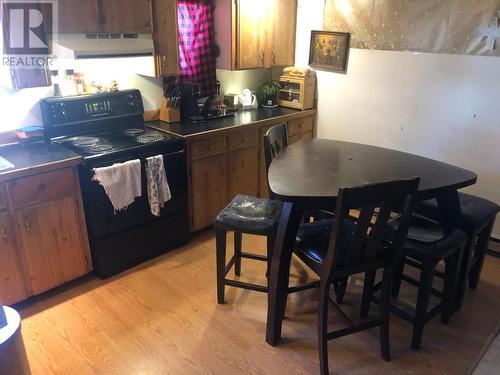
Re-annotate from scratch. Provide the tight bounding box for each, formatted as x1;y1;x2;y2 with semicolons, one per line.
264;124;288;173
322;178;419;280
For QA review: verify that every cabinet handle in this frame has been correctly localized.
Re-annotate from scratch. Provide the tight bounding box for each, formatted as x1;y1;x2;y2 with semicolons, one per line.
272;49;276;64
25;217;31;233
260;49;265;64
1;226;6;241
162;56;166;66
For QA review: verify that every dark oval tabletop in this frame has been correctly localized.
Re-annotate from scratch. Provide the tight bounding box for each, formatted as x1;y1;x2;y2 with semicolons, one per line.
268;139;477;203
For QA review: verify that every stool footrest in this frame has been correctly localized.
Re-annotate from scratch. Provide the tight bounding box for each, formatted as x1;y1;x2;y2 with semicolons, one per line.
224;279;268;293
225;255;237;277
288;281;319;293
406;258;445;279
400;274;444;299
241;252;268;262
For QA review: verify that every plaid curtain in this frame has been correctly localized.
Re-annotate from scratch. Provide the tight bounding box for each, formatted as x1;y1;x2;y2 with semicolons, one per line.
177;0;217;97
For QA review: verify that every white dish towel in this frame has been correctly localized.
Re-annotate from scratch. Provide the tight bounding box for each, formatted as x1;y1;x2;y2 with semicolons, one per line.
146;155;171;217
92;159;142;212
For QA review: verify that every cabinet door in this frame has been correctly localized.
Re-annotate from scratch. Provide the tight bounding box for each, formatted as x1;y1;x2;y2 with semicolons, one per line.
236;0;267;69
228;146;259;199
13;196;90;295
152;0;179;76
0;212;27;305
191;155;228;231
99;0;152;33
269;0;297;67
41;0;99;33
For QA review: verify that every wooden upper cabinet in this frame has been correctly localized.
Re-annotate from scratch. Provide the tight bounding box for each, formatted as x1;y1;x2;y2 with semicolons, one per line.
215;0;296;70
268;0;297;67
152;0;179;76
0;211;27;305
99;0;152;33
235;0;267;69
41;0;99;33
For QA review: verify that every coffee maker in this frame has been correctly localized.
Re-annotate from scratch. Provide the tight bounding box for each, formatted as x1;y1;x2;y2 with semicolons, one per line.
179;81;235;123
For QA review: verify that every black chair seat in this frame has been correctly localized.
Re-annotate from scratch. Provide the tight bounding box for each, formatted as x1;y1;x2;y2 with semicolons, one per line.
216;194;283;234
387;214;468;258
295;219;356;265
418;192;499;231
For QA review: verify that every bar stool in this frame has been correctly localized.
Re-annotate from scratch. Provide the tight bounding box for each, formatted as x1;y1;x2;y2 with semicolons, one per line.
378;214;467;350
215;195;283;303
416;192;499;308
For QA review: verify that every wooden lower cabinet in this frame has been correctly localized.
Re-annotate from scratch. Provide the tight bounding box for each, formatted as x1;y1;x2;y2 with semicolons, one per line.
228;146;259;198
191;155;228;231
12;196;90;295
188;113;315;230
0;167;92;304
0;211;27;305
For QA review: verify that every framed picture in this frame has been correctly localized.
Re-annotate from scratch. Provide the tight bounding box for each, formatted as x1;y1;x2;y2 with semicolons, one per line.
309;31;350;73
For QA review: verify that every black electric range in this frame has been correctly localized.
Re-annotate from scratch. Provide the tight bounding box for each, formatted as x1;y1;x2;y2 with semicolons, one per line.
40;90;190;278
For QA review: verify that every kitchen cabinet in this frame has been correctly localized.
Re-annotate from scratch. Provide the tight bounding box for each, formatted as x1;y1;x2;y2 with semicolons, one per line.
42;0;151;33
99;0;152;33
41;0;100;33
215;0;297;70
0;211;27;305
152;0;179;76
185;112;315;230
0;167;92;304
12;196;89;295
191;155;228;232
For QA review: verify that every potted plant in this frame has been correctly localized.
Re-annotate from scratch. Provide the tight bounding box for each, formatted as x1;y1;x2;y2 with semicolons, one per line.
257;81;281;108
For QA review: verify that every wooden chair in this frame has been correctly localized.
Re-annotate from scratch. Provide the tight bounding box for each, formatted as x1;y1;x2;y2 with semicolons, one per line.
293;178;419;375
375;214;467;350
416;192;499;309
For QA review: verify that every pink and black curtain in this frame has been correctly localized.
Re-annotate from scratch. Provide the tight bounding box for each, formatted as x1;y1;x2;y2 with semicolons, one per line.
177;0;217;97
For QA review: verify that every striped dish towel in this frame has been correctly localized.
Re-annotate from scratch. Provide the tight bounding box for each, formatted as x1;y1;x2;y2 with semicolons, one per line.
93;159;142;212
146;155;171;217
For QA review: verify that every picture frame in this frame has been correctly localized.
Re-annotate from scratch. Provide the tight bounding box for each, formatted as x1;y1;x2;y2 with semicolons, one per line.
309;31;350;73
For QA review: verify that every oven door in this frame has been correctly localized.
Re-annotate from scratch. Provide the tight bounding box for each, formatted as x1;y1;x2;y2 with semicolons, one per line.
81;148;188;239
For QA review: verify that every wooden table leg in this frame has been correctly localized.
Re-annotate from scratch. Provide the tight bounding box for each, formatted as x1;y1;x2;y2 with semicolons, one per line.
266;201;303;346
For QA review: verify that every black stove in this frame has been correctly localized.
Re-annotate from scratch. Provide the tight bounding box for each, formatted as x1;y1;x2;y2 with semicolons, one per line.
40;90;190;278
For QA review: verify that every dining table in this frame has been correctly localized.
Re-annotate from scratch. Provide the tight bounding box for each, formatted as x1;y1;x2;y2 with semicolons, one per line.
265;138;477;346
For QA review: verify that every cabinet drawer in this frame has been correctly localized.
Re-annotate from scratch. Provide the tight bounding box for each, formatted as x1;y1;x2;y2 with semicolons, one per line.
228;129;258;151
288;117;314;136
7;168;76;210
191;137;226;160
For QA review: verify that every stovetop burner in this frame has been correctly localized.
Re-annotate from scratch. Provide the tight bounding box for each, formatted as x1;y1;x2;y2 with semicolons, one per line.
123;128;145;136
85;144;114;154
136;133;165;144
72;136;102;147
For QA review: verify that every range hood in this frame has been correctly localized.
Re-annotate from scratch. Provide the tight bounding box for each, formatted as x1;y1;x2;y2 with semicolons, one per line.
52;33;155;59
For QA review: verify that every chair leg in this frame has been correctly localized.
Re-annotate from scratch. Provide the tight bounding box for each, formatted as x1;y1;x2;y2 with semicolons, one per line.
216;229;227;304
318;281;331;375
360;270;376;319
379;268;393;361
469;220;495;290
391;256;405;298
234;231;242;277
334;278;348;304
442;250;460;324
266;233;275;279
411;257;435;351
455;233;475;310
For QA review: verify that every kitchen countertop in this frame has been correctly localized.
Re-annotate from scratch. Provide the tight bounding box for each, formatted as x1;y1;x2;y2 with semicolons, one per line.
0;141;82;182
147;107;316;138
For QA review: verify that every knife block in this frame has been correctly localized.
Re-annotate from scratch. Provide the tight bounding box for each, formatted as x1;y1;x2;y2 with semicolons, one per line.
160;98;181;123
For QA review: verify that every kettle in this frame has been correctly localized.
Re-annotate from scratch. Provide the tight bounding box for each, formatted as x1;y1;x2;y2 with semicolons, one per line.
239;89;258;109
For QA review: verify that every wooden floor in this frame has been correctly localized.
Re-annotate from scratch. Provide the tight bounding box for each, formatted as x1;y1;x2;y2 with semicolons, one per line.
13;230;500;375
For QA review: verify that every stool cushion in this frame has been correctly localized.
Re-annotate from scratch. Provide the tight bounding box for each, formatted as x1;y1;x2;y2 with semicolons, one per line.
215;195;283;234
386;214;468;258
295;219;357;265
417;192;499;231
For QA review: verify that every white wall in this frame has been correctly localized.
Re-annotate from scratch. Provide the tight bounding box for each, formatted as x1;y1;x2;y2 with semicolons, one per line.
296;0;500;237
